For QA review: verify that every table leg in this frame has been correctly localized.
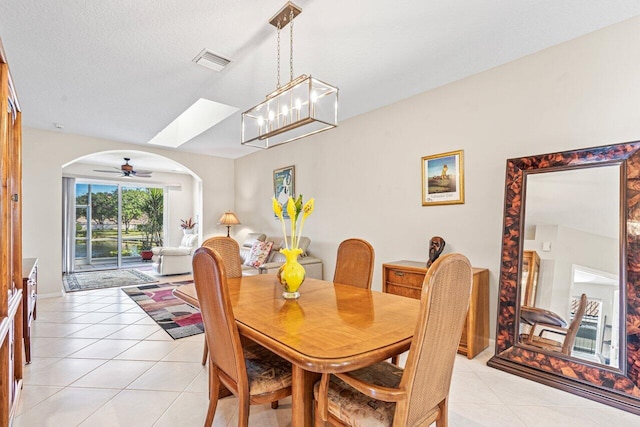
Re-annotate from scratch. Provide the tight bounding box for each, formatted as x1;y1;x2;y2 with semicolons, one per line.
291;365;320;427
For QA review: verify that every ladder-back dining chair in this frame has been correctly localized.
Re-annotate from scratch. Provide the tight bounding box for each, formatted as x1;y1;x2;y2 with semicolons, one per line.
333;238;375;289
523;293;588;355
192;246;292;427
199;236;244;365
315;253;473;427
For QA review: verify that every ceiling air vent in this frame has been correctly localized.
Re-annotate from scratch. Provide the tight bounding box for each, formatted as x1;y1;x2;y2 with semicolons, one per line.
192;49;231;72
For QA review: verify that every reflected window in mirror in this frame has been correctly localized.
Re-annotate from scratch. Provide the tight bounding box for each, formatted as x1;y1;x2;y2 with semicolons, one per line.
518;166;620;368
570;266;620;367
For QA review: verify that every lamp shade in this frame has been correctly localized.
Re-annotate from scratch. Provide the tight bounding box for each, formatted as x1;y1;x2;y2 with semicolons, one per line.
241;74;338;149
218;211;241;226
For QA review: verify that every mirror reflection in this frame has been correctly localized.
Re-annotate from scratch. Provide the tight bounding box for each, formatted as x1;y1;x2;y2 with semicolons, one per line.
518;166;620;368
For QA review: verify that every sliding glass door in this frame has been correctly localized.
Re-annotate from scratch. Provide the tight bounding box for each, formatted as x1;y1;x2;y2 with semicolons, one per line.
74;182;164;271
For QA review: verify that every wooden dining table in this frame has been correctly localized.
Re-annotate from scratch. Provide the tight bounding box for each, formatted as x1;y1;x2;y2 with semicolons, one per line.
173;273;420;427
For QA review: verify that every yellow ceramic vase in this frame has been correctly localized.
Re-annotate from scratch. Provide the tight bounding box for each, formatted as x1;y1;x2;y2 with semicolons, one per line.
277;248;306;299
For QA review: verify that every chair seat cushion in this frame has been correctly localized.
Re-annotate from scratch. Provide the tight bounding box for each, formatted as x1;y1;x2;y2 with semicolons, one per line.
243;341;292;396
313;361;403;427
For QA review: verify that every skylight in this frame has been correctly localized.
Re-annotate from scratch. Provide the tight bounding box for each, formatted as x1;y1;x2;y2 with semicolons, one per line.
148;98;238;148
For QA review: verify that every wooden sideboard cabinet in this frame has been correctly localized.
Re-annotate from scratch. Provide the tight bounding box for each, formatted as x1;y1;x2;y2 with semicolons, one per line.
383;260;490;359
23;258;37;364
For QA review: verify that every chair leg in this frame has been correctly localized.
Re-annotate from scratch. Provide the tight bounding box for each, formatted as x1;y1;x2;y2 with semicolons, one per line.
202;339;209;366
205;367;221;427
238;399;250;427
314;400;327;427
315;373;330;425
208;362;213;399
271;401;279;409
436;398;448;427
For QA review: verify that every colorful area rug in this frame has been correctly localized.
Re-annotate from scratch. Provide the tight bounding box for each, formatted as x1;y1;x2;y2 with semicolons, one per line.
121;281;203;340
63;269;158;292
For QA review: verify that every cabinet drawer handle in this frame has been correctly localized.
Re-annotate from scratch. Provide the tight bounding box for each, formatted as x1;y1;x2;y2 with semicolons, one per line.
394;271;404;276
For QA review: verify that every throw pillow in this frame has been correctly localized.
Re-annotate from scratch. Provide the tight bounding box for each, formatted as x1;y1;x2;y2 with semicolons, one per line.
245;241;274;268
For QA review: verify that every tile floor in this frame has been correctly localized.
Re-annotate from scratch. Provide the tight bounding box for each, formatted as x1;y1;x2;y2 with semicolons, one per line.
14;276;640;426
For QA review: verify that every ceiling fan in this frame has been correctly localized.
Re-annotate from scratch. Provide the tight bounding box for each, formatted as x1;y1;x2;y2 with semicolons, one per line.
93;158;153;178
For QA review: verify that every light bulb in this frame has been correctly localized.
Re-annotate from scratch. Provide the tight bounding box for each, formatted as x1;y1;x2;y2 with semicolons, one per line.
282;105;289;116
257;116;264;126
268;110;275;121
311;92;318;103
295;99;302;110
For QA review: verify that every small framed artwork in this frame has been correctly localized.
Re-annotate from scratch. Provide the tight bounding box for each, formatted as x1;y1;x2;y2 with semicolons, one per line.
273;165;295;218
421;150;464;206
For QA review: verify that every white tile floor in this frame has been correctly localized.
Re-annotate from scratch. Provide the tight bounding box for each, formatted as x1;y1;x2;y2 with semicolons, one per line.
14;277;640;427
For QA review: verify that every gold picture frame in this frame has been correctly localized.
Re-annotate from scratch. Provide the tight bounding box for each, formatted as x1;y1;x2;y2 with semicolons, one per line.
421;150;464;206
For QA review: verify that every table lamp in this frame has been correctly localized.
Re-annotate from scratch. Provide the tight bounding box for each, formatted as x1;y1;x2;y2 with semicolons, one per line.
217;211;241;237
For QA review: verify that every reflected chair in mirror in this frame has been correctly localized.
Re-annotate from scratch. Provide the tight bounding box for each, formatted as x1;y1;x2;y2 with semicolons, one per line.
200;237;244;365
521;293;588;356
192;247;292;427
333;238;375;289
314;253;473;427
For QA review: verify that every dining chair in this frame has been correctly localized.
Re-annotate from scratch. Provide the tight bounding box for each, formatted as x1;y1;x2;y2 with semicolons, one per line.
333;238;375;289
199;236;244;365
314;253;473;427
201;236;243;277
522;293;588;355
192;246;292;427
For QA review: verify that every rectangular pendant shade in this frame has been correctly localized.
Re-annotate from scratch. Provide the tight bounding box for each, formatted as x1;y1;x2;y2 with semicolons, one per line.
241;75;338;149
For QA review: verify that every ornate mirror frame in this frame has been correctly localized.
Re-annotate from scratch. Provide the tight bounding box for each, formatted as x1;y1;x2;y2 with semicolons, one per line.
487;141;640;414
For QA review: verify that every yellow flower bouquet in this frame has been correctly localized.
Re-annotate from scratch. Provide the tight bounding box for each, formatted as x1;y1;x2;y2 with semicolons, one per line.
272;195;315;298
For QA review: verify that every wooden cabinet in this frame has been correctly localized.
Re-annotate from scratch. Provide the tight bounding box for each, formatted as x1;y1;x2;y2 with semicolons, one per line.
0;38;23;426
521;250;540;307
383;260;489;359
22;258;37;364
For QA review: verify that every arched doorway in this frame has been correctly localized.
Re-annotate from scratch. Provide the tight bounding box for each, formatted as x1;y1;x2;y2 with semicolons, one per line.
62;150;203;273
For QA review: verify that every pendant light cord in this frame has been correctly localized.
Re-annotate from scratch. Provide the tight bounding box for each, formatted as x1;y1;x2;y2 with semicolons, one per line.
276;21;281;89
289;8;294;83
276;7;296;88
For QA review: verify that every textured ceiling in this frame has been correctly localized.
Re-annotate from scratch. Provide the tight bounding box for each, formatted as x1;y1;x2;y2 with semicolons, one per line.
2;0;640;161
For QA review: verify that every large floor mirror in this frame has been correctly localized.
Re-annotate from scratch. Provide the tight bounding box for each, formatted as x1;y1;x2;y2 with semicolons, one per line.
488;141;640;414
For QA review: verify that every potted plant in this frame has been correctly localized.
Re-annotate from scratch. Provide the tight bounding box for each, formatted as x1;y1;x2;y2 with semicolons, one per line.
138;223;154;261
140;242;153;261
181;218;197;234
142;188;164;247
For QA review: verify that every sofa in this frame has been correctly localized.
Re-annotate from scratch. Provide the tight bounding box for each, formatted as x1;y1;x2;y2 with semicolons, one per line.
239;233;323;279
151;233;199;275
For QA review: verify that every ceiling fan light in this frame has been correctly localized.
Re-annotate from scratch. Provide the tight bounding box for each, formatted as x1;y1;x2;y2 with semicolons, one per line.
93;157;153;178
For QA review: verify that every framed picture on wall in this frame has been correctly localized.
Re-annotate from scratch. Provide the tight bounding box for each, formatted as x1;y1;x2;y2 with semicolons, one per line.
421;150;464;206
273;165;295;218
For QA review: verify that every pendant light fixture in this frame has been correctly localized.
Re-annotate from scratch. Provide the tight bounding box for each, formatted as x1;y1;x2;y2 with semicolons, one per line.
241;1;338;149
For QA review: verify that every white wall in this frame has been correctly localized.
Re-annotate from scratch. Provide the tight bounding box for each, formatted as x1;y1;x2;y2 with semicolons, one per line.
22;129;235;295
234;17;640;338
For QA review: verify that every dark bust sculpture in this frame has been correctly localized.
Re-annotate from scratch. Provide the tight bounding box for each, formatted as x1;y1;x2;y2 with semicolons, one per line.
426;236;445;268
